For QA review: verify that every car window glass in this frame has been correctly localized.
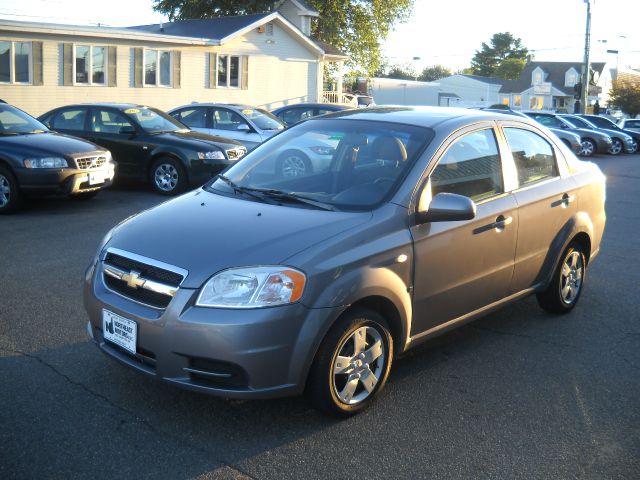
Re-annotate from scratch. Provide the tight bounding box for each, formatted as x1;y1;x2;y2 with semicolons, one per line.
565;116;591;129
625;120;640;129
213;109;248;131
317;108;337;116
52;108;86;130
430;129;503;202
504;128;558;187
173;108;206;129
280;108;315;126
240;108;285;131
532;114;561;128
90;109;133;134
586;116;614;128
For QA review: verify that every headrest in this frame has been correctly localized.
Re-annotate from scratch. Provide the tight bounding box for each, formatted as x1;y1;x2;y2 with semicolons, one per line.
371;136;408;163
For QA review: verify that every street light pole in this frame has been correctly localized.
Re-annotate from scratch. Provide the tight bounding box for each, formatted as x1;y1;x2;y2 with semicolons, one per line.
580;0;592;114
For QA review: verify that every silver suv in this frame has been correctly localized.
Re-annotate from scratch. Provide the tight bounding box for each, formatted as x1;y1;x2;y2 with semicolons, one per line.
84;107;606;417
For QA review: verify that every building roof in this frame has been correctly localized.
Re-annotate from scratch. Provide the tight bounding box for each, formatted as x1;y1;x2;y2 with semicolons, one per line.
129;13;272;42
312;38;347;58
499;61;606;95
459;74;506;85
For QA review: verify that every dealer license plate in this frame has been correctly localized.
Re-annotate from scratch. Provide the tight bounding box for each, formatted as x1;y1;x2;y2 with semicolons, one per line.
102;309;137;354
89;171;107;185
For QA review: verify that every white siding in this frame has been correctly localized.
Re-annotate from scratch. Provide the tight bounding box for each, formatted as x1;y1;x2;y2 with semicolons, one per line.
0;22;319;116
435;75;502;108
369;78;439;106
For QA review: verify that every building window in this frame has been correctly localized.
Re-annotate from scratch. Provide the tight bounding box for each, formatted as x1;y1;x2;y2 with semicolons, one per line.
0;40;32;84
532;67;544;85
144;49;172;87
530;96;544;110
514;95;521;107
501;97;509;105
217;54;240;88
565;70;577;87
74;45;106;85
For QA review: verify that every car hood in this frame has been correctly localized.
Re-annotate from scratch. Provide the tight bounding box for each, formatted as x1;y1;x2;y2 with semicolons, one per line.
0;132;102;157
104;189;372;288
596;128;632;140
571;128;611;141
153;130;244;150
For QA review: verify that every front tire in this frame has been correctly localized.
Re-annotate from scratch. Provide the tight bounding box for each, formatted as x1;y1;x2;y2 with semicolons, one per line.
150;157;187;195
629;138;638;154
609;138;623;155
0;165;21;214
537;242;587;314
277;150;311;178
306;308;393;417
579;138;595;157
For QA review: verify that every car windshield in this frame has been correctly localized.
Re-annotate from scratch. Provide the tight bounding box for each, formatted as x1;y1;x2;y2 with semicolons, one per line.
0;105;49;135
123;107;188;133
238;107;285;131
564;116;596;129
586;116;615;129
206;119;433;211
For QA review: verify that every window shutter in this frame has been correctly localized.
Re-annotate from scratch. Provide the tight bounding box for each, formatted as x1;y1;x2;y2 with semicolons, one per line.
241;55;249;90
107;46;117;87
32;41;43;86
172;50;181;88
134;47;143;87
63;42;73;86
209;52;216;89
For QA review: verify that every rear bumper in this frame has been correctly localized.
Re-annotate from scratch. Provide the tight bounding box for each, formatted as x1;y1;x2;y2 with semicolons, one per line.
16;162;116;196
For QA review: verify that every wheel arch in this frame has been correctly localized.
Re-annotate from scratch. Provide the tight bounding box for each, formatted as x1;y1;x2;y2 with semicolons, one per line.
147;151;189;180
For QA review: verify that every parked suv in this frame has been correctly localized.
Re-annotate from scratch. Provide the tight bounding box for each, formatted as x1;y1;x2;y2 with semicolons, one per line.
0;103;115;213
39;104;247;195
85;107;606;416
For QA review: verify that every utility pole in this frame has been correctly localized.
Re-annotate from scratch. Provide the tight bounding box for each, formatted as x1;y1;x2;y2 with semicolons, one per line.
580;0;592;114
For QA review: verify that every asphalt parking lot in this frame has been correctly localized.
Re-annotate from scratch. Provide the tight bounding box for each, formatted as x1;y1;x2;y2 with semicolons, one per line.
1;154;639;480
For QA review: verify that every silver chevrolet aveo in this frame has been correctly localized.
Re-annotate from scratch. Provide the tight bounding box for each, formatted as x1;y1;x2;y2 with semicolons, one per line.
84;107;606;417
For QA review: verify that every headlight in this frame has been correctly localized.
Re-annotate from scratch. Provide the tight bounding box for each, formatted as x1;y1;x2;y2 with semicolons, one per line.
309;146;335;155
23;157;68;168
196;266;306;308
198;151;225;160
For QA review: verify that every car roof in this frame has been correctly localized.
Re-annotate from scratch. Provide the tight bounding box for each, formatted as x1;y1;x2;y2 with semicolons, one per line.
173;103;260;111
305;106;538;129
45;103;150;111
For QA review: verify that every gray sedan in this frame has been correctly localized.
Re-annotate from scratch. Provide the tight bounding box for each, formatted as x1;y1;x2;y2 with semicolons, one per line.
84;107;606;417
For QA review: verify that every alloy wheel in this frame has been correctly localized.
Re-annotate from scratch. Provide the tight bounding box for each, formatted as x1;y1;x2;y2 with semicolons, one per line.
610;138;623;155
281;155;307;177
560;250;584;305
332;325;386;405
154;163;179;192
0;173;10;208
580;140;594;157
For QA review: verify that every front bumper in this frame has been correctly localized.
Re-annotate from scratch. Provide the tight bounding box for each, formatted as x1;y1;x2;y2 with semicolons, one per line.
83;260;340;399
596;137;613;153
16;162;116;196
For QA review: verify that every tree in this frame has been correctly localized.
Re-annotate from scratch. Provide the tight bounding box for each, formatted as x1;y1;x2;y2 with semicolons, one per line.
608;79;640;118
470;32;529;78
418;65;452;82
376;63;417;80
152;0;415;77
493;57;526;80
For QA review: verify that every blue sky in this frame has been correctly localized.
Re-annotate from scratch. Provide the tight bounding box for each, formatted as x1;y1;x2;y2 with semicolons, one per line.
0;0;637;71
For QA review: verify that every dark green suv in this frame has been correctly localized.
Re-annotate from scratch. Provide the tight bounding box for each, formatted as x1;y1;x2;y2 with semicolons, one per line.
39;104;247;195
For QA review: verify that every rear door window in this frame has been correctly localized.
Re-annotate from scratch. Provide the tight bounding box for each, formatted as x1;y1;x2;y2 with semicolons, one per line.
172;107;207;129
89;109;134;134
430;128;503;202
212;108;248;131
504;128;558;187
52;108;87;131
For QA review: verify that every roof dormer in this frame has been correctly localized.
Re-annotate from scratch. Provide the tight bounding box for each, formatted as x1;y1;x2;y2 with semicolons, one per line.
276;0;319;36
565;67;579;87
532;66;545;85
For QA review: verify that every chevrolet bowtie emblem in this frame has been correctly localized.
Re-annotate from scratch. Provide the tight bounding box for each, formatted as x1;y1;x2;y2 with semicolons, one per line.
121;270;145;289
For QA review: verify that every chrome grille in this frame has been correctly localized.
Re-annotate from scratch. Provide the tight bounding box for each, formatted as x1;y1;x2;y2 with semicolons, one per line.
102;249;187;309
76;155;107;170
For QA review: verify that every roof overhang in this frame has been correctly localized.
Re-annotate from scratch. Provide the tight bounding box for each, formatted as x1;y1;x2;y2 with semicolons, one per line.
0;19;212;45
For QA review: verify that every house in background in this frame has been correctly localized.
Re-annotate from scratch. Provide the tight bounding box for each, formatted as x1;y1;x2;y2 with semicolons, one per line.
368;77;440;106
433;74;511;108
0;0;348;116
497;61;609;112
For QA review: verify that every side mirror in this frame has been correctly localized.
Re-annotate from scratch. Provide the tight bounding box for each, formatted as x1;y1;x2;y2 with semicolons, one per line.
417;192;476;224
119;126;137;135
237;123;251;132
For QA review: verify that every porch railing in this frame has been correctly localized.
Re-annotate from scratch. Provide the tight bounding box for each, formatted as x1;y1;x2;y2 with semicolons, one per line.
322;91;356;106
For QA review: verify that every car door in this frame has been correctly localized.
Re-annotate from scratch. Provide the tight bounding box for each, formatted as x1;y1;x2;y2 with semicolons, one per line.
86;108;148;178
210;107;262;148
48;107;89;139
410;125;519;335
170;106;209;134
500;124;578;293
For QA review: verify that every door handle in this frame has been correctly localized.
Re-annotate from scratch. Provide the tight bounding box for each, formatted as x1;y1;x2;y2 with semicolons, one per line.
473;215;512;234
553;193;576;208
493;215;513;230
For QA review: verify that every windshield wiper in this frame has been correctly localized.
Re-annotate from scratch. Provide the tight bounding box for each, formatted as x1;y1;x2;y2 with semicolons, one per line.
215;174;276;204
244;188;336;211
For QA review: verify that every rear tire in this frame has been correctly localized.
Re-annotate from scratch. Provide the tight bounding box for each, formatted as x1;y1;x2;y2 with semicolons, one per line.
277;150;312;178
609;138;623;155
306;308;393;417
0;164;21;214
537;242;587;314
150;157;187;195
